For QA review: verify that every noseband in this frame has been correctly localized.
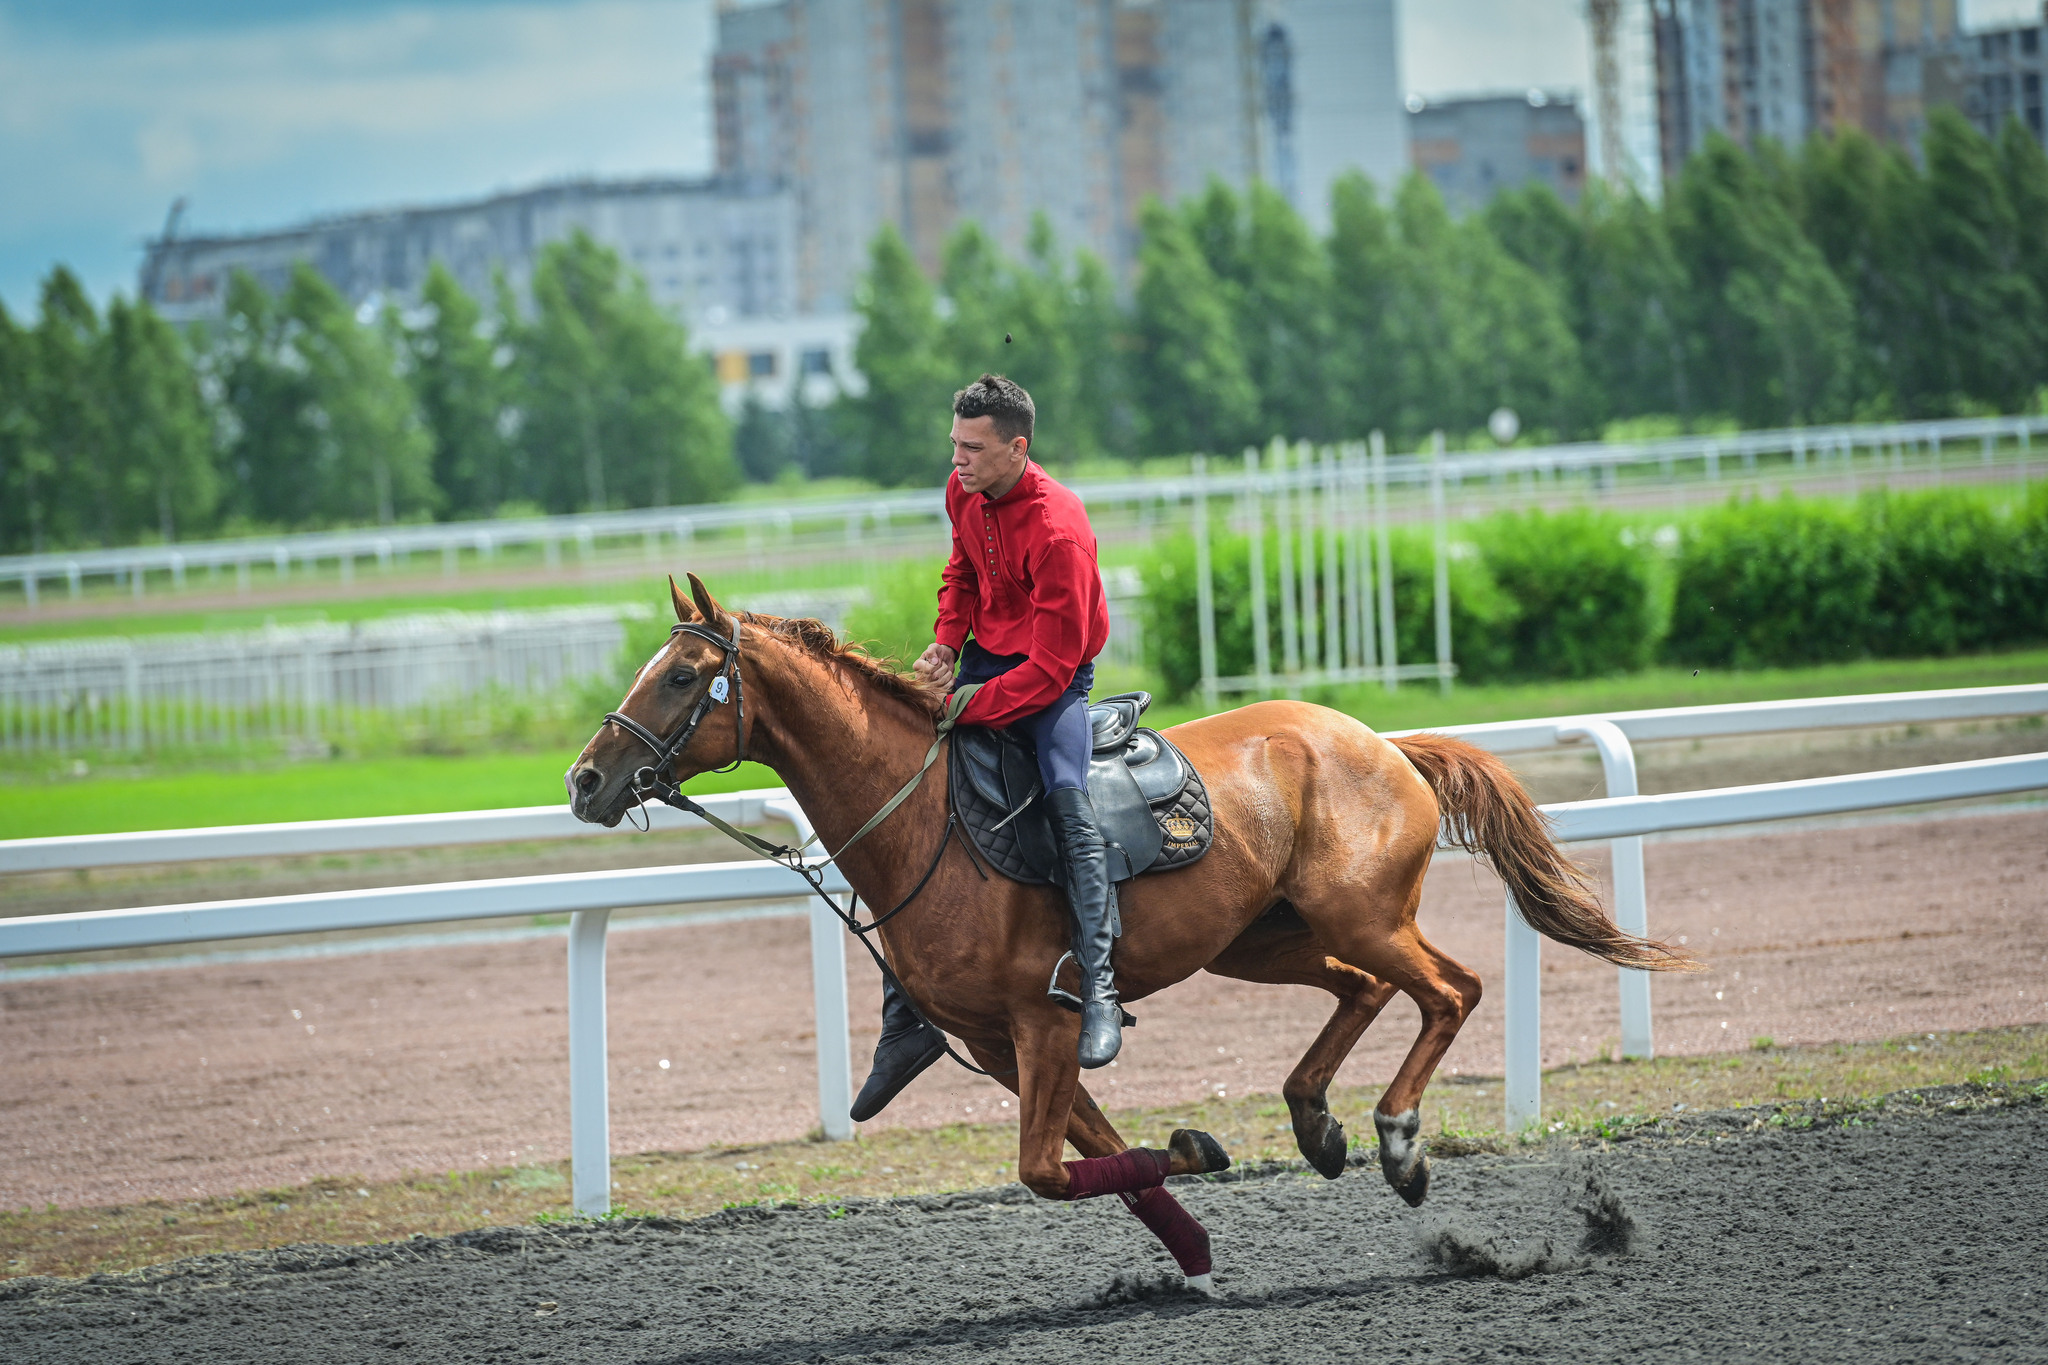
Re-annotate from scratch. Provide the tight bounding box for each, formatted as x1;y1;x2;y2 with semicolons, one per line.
603;617;747;811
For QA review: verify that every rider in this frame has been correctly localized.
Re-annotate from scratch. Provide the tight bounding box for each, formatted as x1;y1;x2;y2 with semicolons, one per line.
849;373;1119;1122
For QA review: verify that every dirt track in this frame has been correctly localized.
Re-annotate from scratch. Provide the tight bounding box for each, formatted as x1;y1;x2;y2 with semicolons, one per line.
2;1088;2041;1365
3;805;2043;1211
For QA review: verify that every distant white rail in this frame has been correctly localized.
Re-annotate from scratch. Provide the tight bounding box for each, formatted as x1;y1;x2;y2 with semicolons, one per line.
3;412;2040;605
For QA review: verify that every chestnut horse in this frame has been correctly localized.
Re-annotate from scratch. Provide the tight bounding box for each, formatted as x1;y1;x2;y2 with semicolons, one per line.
568;576;1691;1288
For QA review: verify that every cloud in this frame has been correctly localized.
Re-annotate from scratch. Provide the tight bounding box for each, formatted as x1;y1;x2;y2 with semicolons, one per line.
0;0;713;309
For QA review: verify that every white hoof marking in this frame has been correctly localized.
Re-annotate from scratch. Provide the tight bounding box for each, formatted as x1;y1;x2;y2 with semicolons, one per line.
1184;1272;1216;1296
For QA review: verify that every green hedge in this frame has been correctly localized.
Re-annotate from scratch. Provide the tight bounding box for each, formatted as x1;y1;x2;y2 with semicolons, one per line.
1143;488;2048;697
1140;507;1657;697
1667;487;2048;667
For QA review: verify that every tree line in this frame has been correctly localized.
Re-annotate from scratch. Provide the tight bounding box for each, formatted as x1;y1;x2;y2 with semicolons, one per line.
5;108;2046;551
0;233;734;554
840;107;2048;483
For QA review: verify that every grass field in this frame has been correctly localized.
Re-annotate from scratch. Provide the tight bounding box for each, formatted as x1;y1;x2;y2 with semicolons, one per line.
1;647;2041;839
3;1022;2040;1281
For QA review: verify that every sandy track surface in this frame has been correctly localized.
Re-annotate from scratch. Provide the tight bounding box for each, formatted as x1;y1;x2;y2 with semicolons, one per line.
4;807;2042;1211
2;1090;2042;1365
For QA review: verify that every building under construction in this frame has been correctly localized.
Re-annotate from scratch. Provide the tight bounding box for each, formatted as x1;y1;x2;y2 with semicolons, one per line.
712;0;1409;312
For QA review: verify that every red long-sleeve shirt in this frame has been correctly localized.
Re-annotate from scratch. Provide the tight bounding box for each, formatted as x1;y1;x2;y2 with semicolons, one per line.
933;461;1110;729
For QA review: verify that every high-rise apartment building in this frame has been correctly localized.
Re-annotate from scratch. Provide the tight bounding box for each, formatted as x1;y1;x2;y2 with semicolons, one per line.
713;0;1407;311
1651;0;1960;171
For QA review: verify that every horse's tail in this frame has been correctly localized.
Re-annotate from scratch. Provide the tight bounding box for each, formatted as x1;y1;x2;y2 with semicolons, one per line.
1390;732;1699;973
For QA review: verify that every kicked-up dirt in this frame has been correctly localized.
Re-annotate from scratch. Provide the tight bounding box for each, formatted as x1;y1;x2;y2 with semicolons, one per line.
0;1084;2041;1364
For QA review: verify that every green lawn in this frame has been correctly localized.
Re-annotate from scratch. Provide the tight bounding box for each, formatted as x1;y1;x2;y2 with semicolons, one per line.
2;647;2042;840
0;754;782;841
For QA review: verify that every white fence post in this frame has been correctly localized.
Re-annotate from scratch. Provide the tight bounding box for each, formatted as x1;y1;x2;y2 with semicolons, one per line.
1371;430;1397;693
1558;720;1653;1059
768;797;853;1141
1503;889;1542;1131
1430;430;1452;696
1192;455;1219;711
567;907;612;1216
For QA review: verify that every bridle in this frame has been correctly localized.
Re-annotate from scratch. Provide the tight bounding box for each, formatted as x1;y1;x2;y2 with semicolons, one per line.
603;617;748;820
593;617;1013;1077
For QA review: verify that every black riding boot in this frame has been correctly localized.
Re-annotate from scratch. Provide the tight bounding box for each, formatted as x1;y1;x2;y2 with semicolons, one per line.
1045;786;1123;1069
849;974;946;1123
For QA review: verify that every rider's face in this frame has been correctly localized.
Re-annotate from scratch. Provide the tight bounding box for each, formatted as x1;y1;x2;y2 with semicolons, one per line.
950;415;1029;497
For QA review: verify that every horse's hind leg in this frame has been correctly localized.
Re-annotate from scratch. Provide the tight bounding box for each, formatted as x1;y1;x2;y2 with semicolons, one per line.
1208;918;1398;1179
1288;847;1483;1207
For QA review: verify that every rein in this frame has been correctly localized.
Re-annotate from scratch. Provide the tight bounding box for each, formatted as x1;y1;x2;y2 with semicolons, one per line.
600;626;1011;1077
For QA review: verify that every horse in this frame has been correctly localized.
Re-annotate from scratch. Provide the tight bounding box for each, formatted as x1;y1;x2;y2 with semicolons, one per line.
567;574;1694;1289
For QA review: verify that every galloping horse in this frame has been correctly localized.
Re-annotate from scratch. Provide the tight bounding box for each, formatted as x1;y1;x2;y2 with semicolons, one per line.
568;575;1692;1287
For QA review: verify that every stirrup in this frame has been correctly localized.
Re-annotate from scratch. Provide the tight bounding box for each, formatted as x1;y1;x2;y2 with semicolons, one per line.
1045;951;1137;1028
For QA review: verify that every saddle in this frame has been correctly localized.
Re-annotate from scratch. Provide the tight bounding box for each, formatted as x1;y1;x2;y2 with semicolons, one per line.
949;690;1214;886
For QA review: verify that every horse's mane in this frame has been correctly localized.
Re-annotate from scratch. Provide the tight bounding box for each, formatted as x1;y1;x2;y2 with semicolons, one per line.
738;612;946;721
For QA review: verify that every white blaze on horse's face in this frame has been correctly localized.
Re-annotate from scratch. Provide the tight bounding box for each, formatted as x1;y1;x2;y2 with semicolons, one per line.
633;640;672;690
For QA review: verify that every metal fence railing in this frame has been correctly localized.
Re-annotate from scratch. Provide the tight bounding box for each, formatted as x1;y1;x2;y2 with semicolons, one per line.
3;412;2041;606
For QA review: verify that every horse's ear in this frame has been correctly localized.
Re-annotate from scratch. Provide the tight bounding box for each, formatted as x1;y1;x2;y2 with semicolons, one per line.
686;572;728;630
668;575;699;624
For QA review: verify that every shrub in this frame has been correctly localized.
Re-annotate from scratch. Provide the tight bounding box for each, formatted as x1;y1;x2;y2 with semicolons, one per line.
1865;489;2017;656
1477;507;1658;678
1666;496;1881;667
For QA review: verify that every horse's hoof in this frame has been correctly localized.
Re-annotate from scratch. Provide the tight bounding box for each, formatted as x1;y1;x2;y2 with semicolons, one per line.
1373;1107;1428;1206
1394;1155;1431;1207
1183;1272;1218;1297
1298;1113;1348;1181
1169;1128;1232;1176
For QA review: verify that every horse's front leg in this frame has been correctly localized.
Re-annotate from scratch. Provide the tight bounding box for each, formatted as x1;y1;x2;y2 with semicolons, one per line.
1003;1014;1233;1201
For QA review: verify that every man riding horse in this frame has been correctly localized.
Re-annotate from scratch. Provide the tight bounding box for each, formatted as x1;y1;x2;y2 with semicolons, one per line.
851;373;1122;1122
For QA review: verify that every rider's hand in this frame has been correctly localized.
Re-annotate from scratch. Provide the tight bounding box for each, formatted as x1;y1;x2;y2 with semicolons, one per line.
914;641;957;688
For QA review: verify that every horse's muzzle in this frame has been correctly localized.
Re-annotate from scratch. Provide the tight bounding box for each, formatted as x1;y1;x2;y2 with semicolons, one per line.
566;761;625;826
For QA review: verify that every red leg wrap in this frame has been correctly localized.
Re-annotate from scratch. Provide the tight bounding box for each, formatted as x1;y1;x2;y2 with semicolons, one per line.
1061;1146;1171;1201
1119;1186;1212;1277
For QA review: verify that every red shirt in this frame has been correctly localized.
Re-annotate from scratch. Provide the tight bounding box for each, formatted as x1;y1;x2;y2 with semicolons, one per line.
934;461;1110;729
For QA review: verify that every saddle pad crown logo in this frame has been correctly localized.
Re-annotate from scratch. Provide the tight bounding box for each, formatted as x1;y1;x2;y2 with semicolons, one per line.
1161;813;1200;848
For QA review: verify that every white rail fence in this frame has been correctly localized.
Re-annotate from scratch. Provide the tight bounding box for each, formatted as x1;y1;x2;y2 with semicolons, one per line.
0;590;881;755
0;608;637;755
1;687;2044;1212
5;412;2041;605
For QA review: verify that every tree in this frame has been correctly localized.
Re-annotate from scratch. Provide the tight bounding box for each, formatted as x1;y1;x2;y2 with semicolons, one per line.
936;213;1111;466
30;268;111;545
1666;133;1856;425
213;265;435;526
401;262;512;518
0;300;48;552
1919;108;2039;411
1578;185;1695;426
1325;171;1406;440
102;296;215;541
1237;183;1335;442
1129;198;1259;456
1996;117;2048;398
848;224;953;486
518;231;734;510
1798;128;1930;414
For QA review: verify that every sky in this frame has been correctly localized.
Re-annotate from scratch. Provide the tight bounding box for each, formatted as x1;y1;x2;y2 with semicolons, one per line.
0;0;2040;315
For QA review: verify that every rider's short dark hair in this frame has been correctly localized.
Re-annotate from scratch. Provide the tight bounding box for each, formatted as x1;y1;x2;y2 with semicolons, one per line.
952;373;1035;446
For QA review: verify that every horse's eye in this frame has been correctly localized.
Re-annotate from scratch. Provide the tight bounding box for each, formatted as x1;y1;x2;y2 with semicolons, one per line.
668;667;698;688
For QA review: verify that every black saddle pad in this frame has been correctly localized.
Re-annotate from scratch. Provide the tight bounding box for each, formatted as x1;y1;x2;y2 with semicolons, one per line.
950;691;1214;886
